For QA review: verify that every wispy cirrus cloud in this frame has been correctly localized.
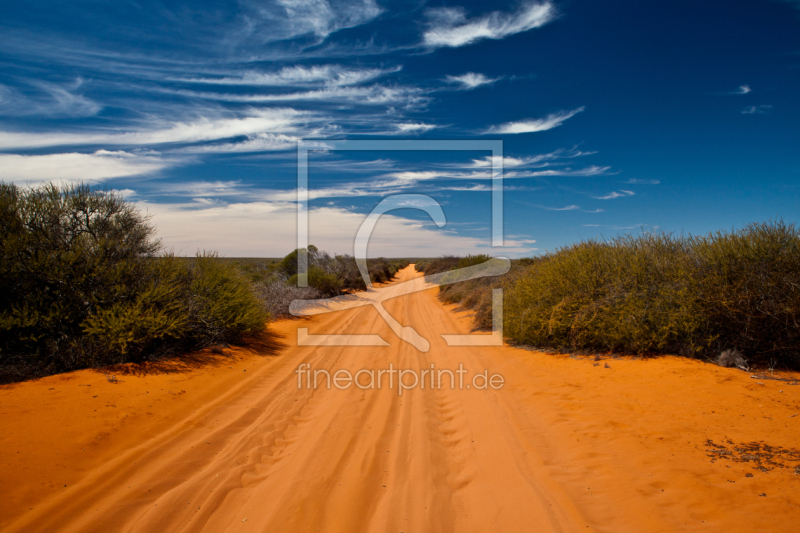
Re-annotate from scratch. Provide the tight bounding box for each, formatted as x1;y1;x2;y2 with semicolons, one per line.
623;178;660;185
0;109;308;150
393;123;437;133
505;165;610;178
730;84;752;95
445;72;501;90
178;134;331;153
164;84;427;107
469;147;597;169
174;65;401;87
594;190;635;200
248;0;384;42
423;2;557;49
0;150;173;185
741;104;772;114
0;78;101;118
488;107;585;134
367;164;608;189
541;204;580;211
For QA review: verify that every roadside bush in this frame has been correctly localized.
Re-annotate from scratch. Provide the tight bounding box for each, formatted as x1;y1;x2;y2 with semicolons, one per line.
415;255;459;275
253;279;322;318
80;255;189;364
422;223;800;368
0;183;268;379
503;221;800;368
280;246;409;294
289;265;343;297
434;256;526;331
186;252;268;343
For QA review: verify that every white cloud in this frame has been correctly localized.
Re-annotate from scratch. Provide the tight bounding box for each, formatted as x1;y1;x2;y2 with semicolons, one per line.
489;107;585;134
542;204;580;211
594;190;635;200
259;0;384;41
0;109;306;149
394;123;437;133
176;65;400;87
424;2;556;48
732;85;752;95
371;164;608;187
168;84;426;107
469;148;597;169
138;200;535;256
0;150;171;185
741;105;772;114
623;178;660;185
0;78;101;118
375;170;486;188
441;184;492;192
445;72;500;90
178;134;330;153
505;165;610;178
471;156;532;168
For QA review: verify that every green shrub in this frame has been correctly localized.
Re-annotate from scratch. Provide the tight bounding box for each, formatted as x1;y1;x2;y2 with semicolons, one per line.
279;247;408;295
457;254;492;269
278;245;320;277
415;256;459;275
0;183;268;379
503;221;800;368
0;183;160;374
81;256;190;364
289;265;343;297
187;252;268;343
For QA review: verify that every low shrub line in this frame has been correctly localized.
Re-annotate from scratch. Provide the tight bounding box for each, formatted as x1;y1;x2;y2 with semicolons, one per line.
422;222;800;369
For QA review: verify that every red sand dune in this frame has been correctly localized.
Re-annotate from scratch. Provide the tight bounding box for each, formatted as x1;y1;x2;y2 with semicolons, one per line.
1;265;798;532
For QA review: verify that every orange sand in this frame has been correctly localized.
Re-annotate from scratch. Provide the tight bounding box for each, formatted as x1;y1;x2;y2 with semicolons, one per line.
1;265;798;532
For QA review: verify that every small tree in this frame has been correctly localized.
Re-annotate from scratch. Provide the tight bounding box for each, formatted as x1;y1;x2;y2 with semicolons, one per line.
1;183;269;380
0;183;160;372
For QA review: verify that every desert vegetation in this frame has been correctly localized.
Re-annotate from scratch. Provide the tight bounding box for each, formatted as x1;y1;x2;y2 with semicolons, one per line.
248;246;409;317
0;183;408;380
0;183;268;380
419;221;800;369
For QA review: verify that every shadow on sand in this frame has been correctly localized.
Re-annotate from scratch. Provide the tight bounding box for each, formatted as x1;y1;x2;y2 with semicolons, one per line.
102;328;289;377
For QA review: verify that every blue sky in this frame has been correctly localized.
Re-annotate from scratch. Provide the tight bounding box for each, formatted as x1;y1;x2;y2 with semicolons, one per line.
1;0;798;257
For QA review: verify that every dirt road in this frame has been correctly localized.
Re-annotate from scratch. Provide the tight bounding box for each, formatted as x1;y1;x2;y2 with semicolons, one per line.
2;265;799;532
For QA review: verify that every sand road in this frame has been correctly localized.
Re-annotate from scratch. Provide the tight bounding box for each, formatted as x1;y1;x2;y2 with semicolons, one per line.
1;265;799;532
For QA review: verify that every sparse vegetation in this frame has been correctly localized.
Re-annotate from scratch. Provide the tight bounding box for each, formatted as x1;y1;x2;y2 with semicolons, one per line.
420;221;800;369
0;183;268;380
278;245;409;298
0;182;413;381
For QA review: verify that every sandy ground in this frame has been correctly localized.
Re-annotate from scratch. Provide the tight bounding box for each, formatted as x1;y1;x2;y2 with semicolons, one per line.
1;265;799;532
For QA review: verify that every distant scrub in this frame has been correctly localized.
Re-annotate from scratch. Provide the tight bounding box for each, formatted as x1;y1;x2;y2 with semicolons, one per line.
414;256;460;276
0;183;267;380
422;222;800;369
278;245;409;298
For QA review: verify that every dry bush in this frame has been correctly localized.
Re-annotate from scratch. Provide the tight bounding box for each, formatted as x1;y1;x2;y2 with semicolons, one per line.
0;183;269;380
503;221;800;368
279;246;408;294
253;279;322;318
415;256;460;275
